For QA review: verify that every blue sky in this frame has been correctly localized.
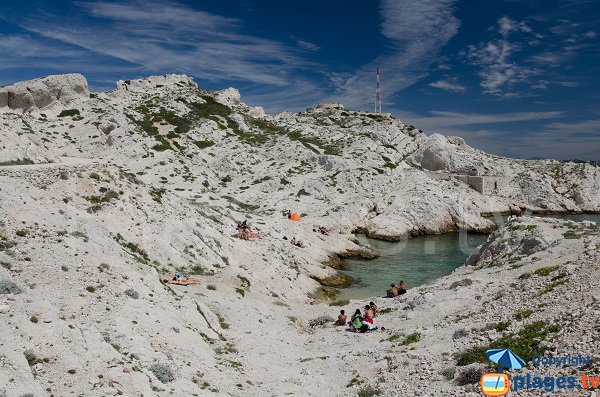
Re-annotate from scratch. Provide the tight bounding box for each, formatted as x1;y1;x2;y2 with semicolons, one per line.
0;0;599;160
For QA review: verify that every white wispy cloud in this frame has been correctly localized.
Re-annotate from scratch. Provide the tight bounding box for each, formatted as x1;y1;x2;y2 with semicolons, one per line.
400;110;563;131
0;33;139;76
332;0;460;109
429;79;466;92
465;14;597;97
396;111;599;160
498;16;532;36
18;1;312;87
295;39;320;51
466;17;540;95
543;119;600;133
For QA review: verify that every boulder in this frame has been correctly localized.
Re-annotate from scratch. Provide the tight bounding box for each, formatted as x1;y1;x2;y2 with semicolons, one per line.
0;74;89;111
214;87;241;107
247;106;266;118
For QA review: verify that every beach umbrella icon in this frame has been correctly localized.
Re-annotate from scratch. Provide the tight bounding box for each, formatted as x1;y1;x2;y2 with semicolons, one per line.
486;348;526;371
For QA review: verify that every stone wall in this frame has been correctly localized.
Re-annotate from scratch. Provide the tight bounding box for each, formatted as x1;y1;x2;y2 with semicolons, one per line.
455;175;507;195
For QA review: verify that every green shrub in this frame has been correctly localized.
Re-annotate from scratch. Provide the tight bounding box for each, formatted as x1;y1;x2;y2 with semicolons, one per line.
0;279;22;294
511;224;537;231
400;332;421;345
0;158;34;166
562;231;580;239
124;288;139;299
441;367;456;381
149;363;174;383
24;350;42;366
455;321;560;366
30;315;38;323
532;280;567;297
194;140;215;149
495;321;511;332
58;109;80;117
513;310;534;321
309;315;335;328
533;265;559;277
357;385;382;397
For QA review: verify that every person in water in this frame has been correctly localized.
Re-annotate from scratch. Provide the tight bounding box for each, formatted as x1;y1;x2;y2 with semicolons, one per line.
337;310;347;326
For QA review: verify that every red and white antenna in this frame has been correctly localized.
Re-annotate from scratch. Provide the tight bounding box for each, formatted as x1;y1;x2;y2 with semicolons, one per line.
375;66;382;114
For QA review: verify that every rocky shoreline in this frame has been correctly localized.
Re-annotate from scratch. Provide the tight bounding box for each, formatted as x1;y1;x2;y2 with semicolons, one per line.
0;74;599;396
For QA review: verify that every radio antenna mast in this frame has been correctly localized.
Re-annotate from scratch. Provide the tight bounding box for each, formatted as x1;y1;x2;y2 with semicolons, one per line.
375;66;382;114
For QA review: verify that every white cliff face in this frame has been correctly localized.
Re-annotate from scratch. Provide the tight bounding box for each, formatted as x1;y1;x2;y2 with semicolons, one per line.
0;74;599;396
0;73;89;112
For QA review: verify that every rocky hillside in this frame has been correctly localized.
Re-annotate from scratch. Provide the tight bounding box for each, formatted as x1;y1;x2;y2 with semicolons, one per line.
0;74;599;396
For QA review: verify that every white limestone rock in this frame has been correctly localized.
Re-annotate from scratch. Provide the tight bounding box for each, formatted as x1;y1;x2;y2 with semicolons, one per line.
214;87;240;107
0;74;89;111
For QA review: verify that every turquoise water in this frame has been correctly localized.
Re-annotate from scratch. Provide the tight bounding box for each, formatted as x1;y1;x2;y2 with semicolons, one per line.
339;214;600;300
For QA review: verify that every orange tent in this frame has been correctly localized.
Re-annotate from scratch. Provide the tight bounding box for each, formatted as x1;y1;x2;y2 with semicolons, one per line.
289;213;301;221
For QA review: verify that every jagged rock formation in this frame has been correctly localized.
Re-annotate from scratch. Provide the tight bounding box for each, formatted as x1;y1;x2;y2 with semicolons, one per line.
0;74;598;396
0;74;88;111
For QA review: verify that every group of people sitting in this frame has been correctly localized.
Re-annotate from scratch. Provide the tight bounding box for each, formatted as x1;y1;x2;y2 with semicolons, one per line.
386;280;407;297
236;220;259;240
164;272;200;285
336;302;382;333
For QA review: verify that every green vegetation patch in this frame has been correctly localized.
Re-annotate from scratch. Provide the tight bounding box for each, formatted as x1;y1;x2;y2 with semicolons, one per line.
495;321;511;332
0;158;35;166
58;109;80;117
511;224;538;231
532;279;568;298
513;309;534;321
455;321;560;366
194;140;215;149
222;195;260;211
114;233;150;264
533;265;559;277
150;187;166;203
400;332;421;345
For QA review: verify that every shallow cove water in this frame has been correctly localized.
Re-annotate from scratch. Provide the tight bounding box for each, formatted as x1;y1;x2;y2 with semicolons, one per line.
338;214;600;301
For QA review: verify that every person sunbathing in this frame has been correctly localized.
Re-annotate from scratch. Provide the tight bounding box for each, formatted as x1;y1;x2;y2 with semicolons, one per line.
386;284;399;298
398;280;407;295
369;301;379;317
364;305;374;324
291;237;304;247
337;310;347;326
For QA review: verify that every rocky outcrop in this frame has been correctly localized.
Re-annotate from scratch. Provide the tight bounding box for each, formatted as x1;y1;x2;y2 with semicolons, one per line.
0;74;89;111
215;87;241;107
